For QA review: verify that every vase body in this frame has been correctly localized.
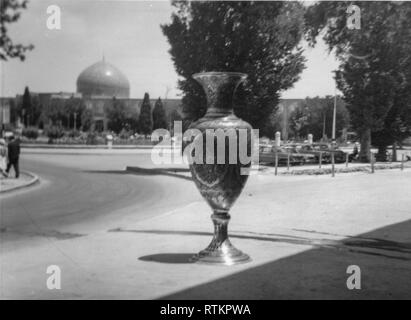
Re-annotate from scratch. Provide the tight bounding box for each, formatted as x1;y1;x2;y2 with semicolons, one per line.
188;72;252;265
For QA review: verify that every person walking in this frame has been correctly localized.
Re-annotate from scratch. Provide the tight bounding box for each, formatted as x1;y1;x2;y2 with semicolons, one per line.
0;138;8;178
6;135;20;178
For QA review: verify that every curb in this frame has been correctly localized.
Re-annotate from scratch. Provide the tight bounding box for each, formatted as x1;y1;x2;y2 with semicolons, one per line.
22;151;153;156
21;144;163;150
0;171;40;194
278;163;411;176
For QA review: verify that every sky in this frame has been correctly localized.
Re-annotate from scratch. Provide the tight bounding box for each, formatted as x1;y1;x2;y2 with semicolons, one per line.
0;0;340;100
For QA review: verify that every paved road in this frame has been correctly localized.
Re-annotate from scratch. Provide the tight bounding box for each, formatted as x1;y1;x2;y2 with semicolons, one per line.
0;153;199;239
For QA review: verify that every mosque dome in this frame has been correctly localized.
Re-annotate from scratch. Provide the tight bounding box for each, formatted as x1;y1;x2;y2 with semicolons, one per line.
76;59;130;98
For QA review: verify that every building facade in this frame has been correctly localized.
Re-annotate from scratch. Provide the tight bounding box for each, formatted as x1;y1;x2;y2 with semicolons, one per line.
2;58;306;137
0;98;11;128
8;59;182;131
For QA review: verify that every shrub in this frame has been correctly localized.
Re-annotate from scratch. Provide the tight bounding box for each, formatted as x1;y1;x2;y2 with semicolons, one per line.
66;130;81;138
86;132;98;145
22;127;39;140
46;126;64;143
119;128;131;140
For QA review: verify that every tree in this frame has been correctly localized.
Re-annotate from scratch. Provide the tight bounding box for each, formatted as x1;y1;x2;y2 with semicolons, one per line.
105;98;128;133
124;105;139;133
63;97;86;130
289;96;349;141
1;0;34;61
9;98;19;124
289;105;309;140
41;98;65;127
39;97;85;130
372;89;411;160
162;1;306;136
103;98;139;133
305;1;411;162
152;97;168;130
21;86;31;126
19;87;41;127
169;108;182;135
81;108;93;132
29;95;42;127
169;108;182;123
138;93;153;136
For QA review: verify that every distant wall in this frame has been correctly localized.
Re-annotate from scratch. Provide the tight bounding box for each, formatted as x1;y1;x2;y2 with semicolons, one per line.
0;98;11;125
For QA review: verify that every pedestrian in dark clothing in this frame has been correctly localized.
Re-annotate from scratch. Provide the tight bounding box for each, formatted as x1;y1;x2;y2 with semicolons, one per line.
0;138;8;178
6;136;20;178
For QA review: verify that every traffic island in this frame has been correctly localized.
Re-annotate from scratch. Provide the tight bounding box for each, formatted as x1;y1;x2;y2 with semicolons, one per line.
0;171;40;194
126;162;411;179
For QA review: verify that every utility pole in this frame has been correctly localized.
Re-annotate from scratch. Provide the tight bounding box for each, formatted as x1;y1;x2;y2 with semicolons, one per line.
164;85;171;130
331;84;338;171
332;84;337;142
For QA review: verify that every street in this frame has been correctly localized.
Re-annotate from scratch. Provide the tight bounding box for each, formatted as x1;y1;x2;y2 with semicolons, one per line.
0;151;199;236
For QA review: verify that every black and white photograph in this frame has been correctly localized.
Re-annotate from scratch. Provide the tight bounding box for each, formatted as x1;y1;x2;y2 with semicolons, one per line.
0;0;411;302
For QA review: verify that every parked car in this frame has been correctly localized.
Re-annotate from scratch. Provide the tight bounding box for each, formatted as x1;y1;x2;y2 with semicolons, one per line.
296;143;348;163
259;145;305;166
283;145;316;164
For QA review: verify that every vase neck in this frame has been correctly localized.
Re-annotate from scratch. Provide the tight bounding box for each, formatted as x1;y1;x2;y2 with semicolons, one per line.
193;72;246;116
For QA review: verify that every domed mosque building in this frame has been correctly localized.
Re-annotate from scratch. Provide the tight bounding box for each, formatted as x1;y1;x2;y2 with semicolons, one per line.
77;58;130;99
4;57;182;132
70;57;179;132
76;58;133;131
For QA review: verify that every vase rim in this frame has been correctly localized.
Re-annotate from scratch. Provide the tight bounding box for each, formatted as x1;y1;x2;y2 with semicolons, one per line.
193;71;247;79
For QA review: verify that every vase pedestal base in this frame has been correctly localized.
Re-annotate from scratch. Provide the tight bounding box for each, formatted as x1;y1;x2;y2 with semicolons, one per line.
190;212;251;265
191;244;250;265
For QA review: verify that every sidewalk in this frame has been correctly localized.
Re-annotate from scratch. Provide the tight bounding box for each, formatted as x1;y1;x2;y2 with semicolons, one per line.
0;171;39;194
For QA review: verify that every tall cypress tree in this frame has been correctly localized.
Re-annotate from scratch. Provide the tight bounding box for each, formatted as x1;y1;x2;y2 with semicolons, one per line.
152;97;168;130
138;93;153;136
22;86;31;126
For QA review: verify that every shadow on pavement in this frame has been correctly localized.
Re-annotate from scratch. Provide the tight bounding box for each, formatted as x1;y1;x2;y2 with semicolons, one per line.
84;166;192;181
139;253;196;264
110;227;411;261
82;170;130;174
148;219;411;299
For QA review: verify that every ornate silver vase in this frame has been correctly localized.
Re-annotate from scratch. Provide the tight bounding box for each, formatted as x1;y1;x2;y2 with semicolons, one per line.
188;71;252;265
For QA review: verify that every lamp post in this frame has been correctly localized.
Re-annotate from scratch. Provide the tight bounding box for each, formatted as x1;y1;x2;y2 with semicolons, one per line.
22;109;26;127
74;112;77;130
